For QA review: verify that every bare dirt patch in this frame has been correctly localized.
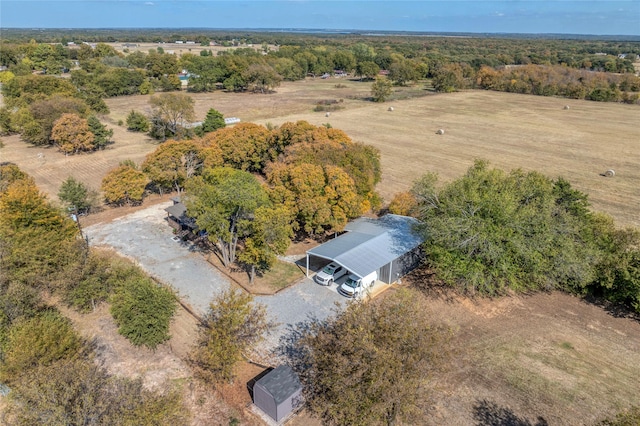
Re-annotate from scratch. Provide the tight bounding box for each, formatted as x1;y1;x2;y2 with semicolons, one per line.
401;275;640;425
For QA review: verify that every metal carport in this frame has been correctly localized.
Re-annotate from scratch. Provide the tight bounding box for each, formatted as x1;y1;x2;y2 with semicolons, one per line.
306;214;424;284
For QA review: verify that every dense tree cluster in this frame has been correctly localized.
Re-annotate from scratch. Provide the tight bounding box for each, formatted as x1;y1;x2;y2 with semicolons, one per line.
407;161;640;313
1;35;637;142
0;164;185;422
136;120;381;278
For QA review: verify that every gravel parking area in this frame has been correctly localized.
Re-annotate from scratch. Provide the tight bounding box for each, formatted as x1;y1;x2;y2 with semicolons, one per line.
84;202;231;316
84;202;350;356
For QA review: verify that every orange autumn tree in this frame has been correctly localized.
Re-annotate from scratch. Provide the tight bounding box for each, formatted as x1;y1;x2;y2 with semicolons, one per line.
101;162;148;206
266;162;361;234
202;122;271;172
51;113;95;154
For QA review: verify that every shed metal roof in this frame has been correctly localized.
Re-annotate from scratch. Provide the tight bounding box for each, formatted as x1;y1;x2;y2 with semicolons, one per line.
165;203;186;218
307;215;423;278
256;365;302;405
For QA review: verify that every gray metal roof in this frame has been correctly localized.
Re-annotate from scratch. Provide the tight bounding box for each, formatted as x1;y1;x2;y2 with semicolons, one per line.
165;203;186;218
307;215;423;278
256;365;302;405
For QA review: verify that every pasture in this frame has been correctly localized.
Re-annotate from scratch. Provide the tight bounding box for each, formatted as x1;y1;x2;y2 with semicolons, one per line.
2;78;638;227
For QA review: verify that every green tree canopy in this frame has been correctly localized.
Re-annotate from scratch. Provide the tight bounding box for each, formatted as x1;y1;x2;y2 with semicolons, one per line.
290;288;450;426
6;358;188;425
0;309;82;384
58;176;97;214
87;115;113;150
237;205;293;283
371;76;393;102
126;109;149;132
413;160;602;296
196;107;226;135
189;288;271;383
110;276;177;349
185;167;270;267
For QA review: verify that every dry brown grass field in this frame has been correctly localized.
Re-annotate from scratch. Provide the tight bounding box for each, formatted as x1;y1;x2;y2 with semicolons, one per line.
105;41;275;58
2;78;638;227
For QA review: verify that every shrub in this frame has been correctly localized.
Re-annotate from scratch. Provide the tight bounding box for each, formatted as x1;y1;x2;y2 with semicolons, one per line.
0;309;82;384
126;110;149;132
110;277;177;349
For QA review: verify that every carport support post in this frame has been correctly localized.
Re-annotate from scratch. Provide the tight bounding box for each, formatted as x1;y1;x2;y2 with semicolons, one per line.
306;254;309;278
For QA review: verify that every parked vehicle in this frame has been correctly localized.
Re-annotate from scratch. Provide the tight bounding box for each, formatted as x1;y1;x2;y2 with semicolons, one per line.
315;262;348;285
338;271;377;298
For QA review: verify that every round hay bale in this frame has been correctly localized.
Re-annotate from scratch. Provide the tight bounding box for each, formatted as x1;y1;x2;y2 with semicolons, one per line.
604;169;615;177
563;105;570;110
436;129;445;135
388;106;394;112
325;112;330;117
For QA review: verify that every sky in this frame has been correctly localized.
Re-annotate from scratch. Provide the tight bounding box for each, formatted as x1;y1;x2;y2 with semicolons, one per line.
1;1;639;36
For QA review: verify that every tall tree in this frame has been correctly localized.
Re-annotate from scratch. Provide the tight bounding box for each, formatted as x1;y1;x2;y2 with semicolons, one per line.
58;176;97;214
237;205;293;283
87;115;113;150
185;167;270;267
371;76;393;102
242;63;283;93
148;92;195;141
189;288;271;383
100;162;148;206
196;107;226;135
290;288;450;426
142;140;203;194
51;113;95;154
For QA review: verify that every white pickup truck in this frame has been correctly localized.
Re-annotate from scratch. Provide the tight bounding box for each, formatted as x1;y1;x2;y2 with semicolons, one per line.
338;271;377;298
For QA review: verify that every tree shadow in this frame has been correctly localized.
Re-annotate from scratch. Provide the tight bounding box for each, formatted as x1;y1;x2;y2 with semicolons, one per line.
582;294;640;323
275;315;329;377
246;367;274;402
473;399;548;426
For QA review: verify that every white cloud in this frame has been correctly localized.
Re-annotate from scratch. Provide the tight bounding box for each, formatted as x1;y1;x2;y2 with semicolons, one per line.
144;2;154;5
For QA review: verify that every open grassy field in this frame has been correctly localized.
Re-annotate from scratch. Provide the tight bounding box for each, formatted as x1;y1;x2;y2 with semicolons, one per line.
2;78;637;227
400;281;640;425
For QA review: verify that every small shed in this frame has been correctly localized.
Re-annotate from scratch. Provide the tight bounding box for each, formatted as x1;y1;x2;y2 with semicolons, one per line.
253;365;303;422
164;197;198;238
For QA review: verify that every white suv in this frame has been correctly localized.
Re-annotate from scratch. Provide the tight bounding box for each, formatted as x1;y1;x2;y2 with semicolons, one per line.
314;262;347;285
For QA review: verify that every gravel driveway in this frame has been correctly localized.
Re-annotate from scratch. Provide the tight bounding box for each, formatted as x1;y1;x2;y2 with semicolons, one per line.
84;202;346;355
